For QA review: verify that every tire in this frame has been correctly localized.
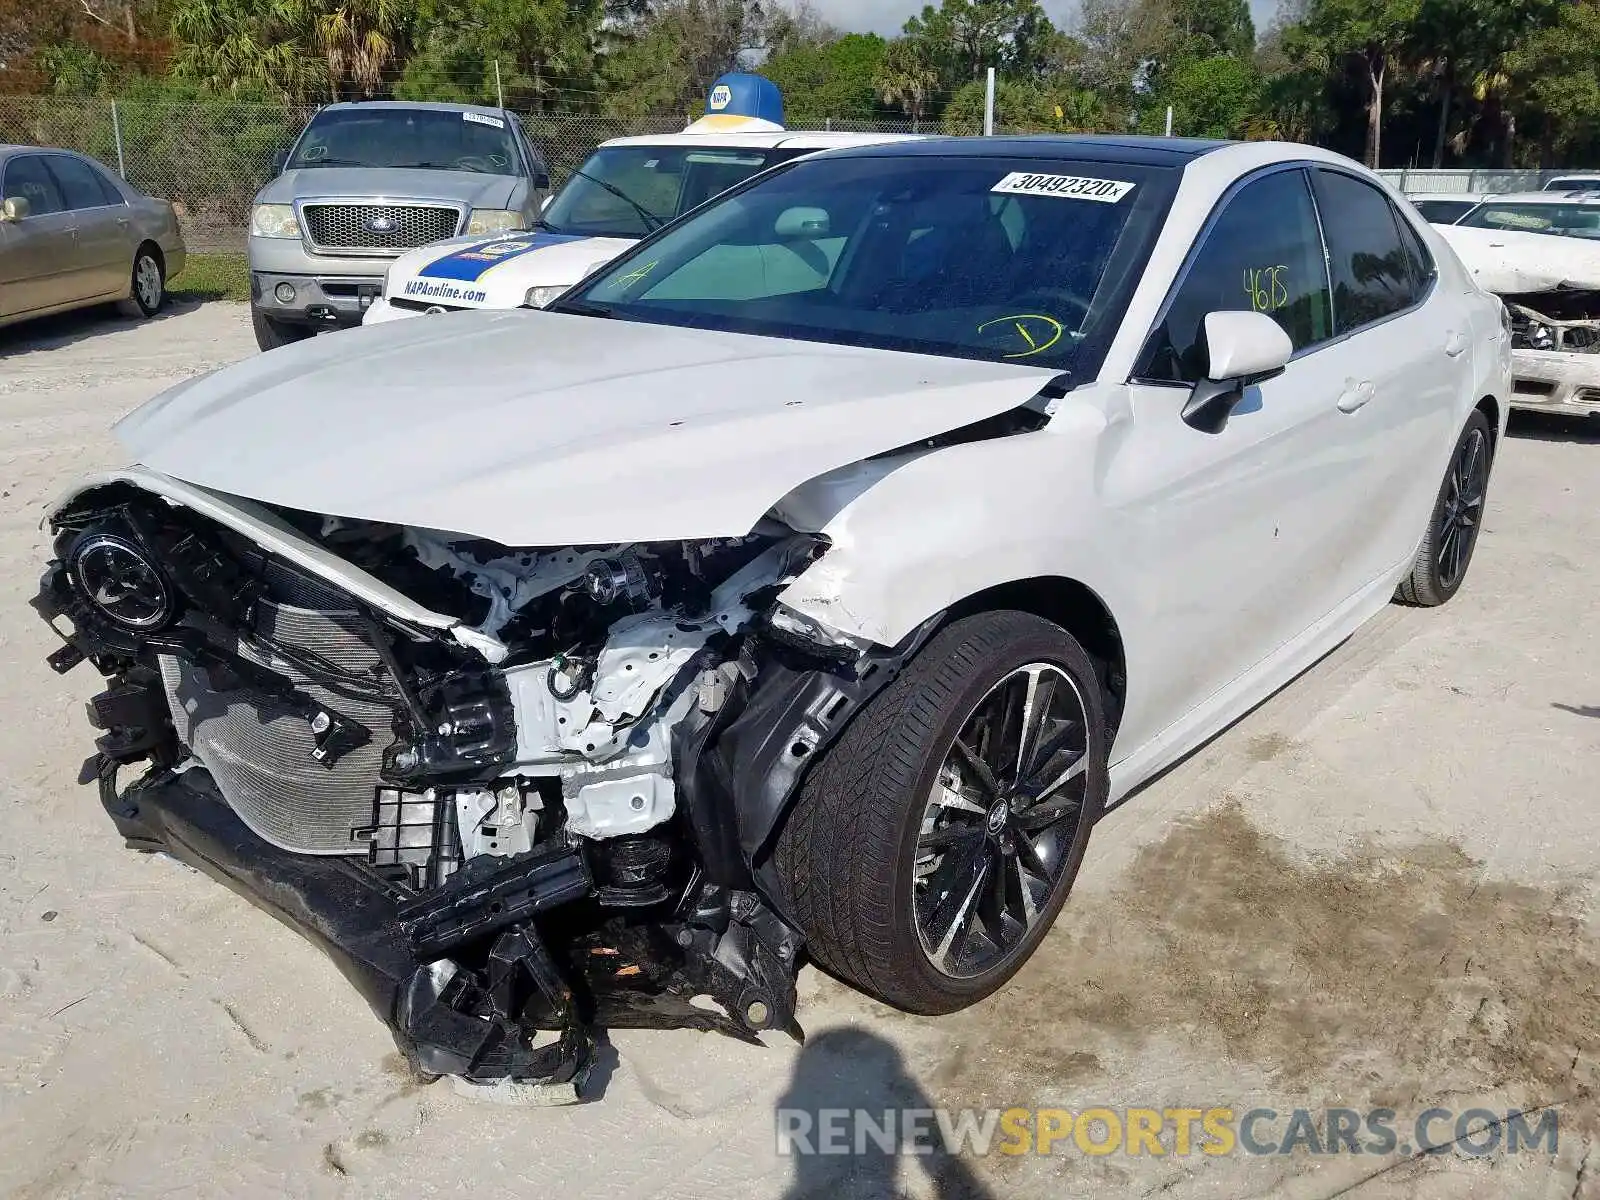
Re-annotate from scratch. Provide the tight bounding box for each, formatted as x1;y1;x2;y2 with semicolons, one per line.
252;305;314;351
772;610;1109;1015
118;244;164;318
1395;409;1493;607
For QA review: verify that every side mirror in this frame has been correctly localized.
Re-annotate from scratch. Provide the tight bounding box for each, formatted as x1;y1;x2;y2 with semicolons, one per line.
533;171;551;191
1;195;29;222
773;206;830;240
1181;310;1293;433
271;149;289;175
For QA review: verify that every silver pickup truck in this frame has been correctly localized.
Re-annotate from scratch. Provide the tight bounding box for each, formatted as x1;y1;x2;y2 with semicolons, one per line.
248;101;550;350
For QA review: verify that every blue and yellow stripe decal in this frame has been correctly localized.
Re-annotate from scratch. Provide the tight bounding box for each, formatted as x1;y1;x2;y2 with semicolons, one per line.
417;232;591;283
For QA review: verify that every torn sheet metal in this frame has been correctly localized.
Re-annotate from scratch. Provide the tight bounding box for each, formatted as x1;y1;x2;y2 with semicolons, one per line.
1438;224;1600;293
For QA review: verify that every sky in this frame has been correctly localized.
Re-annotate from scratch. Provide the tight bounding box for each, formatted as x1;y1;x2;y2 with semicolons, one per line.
805;0;1281;39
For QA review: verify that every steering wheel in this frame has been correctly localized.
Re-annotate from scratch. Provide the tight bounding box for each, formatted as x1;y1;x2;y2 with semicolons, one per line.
1012;287;1092;323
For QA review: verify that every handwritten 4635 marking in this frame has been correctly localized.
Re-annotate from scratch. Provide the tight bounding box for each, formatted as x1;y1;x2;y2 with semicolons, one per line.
1244;265;1290;314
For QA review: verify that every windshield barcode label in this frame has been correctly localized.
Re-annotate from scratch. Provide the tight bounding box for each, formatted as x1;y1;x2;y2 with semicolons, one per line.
992;173;1135;203
463;112;506;128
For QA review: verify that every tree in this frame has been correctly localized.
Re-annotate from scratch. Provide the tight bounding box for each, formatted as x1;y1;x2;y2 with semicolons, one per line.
399;0;601;109
295;0;412;98
762;33;886;125
599;0;762;118
1504;1;1600;162
875;37;940;130
1074;0;1181;127
1300;0;1420;167
901;0;1062;90
169;0;315;98
1146;53;1259;137
940;73;1102;133
1168;0;1253;59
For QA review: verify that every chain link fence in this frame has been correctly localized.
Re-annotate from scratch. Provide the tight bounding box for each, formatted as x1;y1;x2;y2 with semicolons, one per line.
0;96;927;251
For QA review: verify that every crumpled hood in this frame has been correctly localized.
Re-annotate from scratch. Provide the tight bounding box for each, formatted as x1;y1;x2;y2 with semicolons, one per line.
116;311;1058;546
1437;223;1600;293
256;167;519;211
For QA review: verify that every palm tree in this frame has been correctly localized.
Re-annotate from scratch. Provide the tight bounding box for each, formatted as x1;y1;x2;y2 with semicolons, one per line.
292;0;408;99
876;40;938;132
169;0;315;99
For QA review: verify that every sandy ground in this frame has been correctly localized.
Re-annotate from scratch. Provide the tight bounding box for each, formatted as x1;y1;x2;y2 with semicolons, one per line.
1;301;1598;1200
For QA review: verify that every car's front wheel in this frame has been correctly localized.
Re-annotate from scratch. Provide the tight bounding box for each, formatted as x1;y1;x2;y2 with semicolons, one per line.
773;610;1108;1014
251;305;314;352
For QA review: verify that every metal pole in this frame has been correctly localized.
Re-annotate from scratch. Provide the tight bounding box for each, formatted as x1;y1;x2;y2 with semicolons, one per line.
1164;105;1173;137
111;100;126;178
494;60;504;108
984;67;996;136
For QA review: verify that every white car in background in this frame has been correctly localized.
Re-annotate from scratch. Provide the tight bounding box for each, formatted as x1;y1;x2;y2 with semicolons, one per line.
363;129;917;323
1435;191;1600;415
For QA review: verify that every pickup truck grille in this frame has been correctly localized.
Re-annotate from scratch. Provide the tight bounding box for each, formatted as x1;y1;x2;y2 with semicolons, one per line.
302;202;462;252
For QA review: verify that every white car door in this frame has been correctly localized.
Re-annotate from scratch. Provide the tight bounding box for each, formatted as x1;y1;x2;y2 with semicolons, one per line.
1107;166;1364;756
1301;167;1469;589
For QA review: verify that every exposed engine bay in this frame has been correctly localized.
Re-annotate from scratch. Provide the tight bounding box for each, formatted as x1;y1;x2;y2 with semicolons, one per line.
1504;289;1600;355
33;477;931;1094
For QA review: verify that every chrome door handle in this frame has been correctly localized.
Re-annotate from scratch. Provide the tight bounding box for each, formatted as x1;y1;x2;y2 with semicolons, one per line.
1337;381;1375;414
116;216;130;227
1444;331;1469;357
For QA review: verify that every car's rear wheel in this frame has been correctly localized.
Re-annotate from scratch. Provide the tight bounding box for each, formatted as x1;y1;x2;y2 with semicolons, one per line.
118;244;164;318
772;610;1108;1014
251;305;314;352
1396;409;1493;607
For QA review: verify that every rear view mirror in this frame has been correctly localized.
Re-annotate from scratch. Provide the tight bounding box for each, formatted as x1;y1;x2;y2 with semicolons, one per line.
271;149;289;174
534;171;551;191
1;195;29;222
773;206;830;240
1182;311;1293;434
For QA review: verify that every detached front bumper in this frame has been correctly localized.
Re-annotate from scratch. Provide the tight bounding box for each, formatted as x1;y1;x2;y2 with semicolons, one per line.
104;763;596;1089
1509;348;1600;416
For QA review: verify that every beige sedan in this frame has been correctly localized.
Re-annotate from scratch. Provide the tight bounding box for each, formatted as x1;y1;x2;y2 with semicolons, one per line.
0;145;186;329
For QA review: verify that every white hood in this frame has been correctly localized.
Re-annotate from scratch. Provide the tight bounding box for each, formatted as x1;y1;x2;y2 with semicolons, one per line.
383;232;636;311
1437;224;1600;293
117;311;1058;546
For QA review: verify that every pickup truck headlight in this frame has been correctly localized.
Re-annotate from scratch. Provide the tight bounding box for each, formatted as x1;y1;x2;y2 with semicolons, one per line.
466;209;524;235
250;203;300;239
524;285;565;308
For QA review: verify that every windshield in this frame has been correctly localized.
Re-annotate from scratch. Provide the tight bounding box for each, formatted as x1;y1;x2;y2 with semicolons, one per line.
1412;199;1478;224
541;144;793;238
289;109;521;176
1458;201;1600;238
559;154;1175;372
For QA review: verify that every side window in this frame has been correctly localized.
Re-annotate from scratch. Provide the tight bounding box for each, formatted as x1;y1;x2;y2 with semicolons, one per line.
47;155;114;210
1311;169;1417;333
2;155;66;216
1397;213;1435;295
1139;169;1332;384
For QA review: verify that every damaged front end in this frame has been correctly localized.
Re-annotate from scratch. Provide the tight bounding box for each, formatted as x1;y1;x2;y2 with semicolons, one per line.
33;477;925;1095
1502;291;1600;414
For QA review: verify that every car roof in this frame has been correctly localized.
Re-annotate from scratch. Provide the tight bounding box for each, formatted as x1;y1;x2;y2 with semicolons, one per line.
1472;190;1600;204
598;130;923;151
315;100;512;119
813;133;1232;167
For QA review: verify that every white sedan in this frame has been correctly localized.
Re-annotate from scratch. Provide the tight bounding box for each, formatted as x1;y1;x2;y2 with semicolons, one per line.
34;135;1508;1088
362;129;917;323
